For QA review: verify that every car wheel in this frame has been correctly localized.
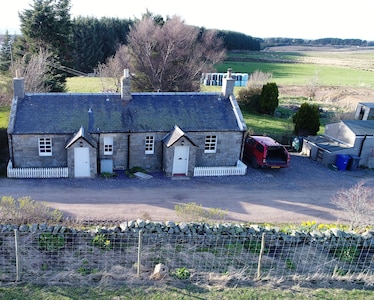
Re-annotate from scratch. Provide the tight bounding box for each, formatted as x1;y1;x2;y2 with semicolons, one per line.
251;158;260;169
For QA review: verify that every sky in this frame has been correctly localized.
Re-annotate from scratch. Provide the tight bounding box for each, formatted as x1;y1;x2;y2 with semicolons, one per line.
0;0;373;41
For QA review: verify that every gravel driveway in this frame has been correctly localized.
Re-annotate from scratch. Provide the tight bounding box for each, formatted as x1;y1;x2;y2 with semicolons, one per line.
0;153;373;224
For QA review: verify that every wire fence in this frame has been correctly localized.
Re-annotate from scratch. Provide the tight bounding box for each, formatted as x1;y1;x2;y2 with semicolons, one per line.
0;229;373;287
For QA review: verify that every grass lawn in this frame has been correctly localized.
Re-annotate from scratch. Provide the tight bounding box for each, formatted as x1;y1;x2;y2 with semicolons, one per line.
65;76;117;93
0;285;373;299
0;106;10;129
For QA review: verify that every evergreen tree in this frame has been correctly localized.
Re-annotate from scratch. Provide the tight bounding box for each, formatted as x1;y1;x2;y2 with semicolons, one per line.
0;31;14;72
259;82;279;115
71;17;132;73
18;0;72;91
292;102;320;136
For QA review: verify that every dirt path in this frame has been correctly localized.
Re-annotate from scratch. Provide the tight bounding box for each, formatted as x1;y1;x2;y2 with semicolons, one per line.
1;154;373;224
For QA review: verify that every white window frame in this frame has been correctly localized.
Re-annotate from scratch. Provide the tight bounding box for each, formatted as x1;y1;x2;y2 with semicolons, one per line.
204;135;217;153
38;137;52;156
103;136;113;155
145;135;154;154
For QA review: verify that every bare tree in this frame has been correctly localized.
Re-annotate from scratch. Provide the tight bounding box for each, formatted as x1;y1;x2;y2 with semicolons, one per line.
103;16;226;92
331;180;374;230
95;46;132;92
247;69;273;90
306;71;319;100
11;49;52;92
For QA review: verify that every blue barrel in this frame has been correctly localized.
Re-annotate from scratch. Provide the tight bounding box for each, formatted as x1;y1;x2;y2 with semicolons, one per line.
335;154;350;171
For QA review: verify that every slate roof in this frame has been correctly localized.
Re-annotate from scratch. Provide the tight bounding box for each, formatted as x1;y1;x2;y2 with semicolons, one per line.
163;125;197;147
9;92;242;134
65;126;97;148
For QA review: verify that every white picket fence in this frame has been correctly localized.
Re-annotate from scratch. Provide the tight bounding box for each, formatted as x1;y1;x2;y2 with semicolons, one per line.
193;160;247;177
7;161;69;178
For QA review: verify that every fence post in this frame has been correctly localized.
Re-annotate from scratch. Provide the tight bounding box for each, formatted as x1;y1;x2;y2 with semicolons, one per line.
14;229;21;281
257;233;266;279
137;230;143;277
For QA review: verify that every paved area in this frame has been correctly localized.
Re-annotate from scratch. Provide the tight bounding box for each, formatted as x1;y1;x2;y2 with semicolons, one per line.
0;154;373;224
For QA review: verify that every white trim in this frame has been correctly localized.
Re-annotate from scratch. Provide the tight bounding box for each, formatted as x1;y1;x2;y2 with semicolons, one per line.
7;161;68;178
204;135;217;153
38;137;52;156
103;136;113;155
145;135;154;154
193;160;247;177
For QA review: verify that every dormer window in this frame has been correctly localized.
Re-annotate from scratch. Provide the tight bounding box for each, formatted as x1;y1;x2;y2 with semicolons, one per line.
38;138;52;156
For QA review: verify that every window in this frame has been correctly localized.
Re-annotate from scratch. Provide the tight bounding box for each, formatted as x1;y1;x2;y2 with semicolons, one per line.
38;138;52;156
204;135;217;153
104;136;113;155
145;136;154;154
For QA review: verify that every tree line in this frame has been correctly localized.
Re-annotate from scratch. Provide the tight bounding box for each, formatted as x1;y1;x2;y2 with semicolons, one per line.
260;37;369;48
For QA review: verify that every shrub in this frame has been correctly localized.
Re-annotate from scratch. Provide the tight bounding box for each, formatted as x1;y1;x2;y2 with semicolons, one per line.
91;234;111;250
292;102;320;136
38;233;65;252
331;181;374;230
330;246;360;263
244;239;266;254
173;267;190;280
175;202;227;222
259;82;279;115
237;87;261;112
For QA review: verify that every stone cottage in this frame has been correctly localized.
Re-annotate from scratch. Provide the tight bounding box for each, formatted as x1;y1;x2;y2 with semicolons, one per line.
7;69;247;178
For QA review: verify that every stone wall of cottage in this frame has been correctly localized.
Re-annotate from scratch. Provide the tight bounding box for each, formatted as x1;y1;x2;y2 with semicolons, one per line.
10;134;69;168
127;131;244;175
194;131;244;167
128;132;165;171
97;133;129;171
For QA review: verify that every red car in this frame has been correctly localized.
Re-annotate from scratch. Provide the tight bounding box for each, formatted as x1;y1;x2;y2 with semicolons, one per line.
243;135;290;169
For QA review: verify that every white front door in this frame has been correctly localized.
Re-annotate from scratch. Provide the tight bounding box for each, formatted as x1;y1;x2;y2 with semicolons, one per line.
172;146;189;175
74;147;90;177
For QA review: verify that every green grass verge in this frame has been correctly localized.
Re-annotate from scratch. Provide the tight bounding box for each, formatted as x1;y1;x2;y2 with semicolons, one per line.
0;106;10;129
0;285;373;300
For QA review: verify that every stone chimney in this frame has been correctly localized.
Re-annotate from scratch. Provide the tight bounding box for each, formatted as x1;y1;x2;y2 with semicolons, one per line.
121;69;132;101
13;70;25;99
221;68;235;98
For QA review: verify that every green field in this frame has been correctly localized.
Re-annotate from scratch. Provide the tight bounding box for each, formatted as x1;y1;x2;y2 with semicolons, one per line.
217;49;374;87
